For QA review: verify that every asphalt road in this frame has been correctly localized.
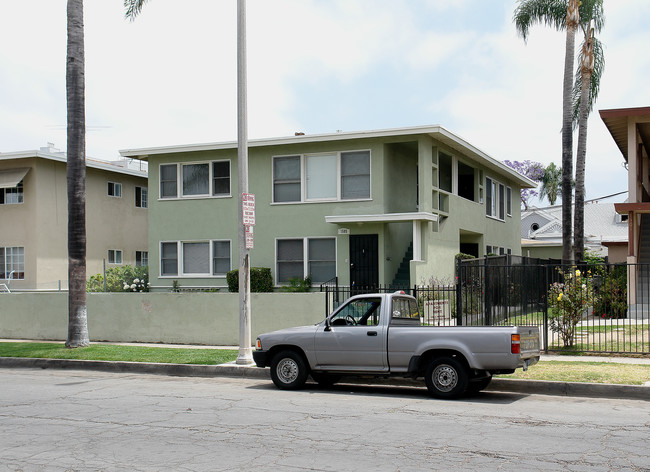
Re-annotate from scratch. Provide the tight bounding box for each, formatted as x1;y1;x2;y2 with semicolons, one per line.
2;368;649;471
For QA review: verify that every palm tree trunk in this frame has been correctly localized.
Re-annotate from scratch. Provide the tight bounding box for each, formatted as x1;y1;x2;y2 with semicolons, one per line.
573;27;595;263
66;0;89;348
561;0;579;262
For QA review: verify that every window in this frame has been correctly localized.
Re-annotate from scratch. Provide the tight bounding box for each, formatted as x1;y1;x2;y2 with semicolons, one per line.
457;160;475;202
485;177;505;221
1;181;24;205
330;298;381;326
160;242;178;276
0;247;25;280
212;241;231;276
135;186;148;208
506;187;512;216
108;249;123;264
212;161;231;196
160;240;231;277
273;156;301;202
136;251;148;267
390;297;420;323
272;150;370;203
159;161;231;199
160;164;178;198
439;152;452;193
107;182;122;198
276;237;336;284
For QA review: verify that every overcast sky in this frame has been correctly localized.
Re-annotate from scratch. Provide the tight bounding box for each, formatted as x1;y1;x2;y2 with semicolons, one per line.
2;0;649;205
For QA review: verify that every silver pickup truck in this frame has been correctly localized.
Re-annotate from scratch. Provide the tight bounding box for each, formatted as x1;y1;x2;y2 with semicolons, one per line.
253;291;540;399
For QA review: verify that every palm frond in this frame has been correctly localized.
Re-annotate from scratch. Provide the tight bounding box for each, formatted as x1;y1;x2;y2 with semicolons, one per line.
124;0;149;21
513;0;568;41
578;0;605;33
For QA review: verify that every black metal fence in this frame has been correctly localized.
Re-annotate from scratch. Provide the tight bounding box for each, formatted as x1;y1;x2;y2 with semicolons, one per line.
320;257;650;355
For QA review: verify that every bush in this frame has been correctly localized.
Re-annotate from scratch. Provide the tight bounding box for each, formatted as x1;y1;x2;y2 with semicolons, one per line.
547;267;594;347
282;276;312;292
226;267;273;292
593;265;627;319
87;265;149;292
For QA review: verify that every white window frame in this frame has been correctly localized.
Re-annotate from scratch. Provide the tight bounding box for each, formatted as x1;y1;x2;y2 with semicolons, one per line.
136;250;149;267
506;186;512;217
1;181;24;205
275;237;336;285
0;246;25;280
135;186;148;208
107;182;122;198
159;161;232;200
272;150;371;204
108;249;123;264
159;240;232;278
485;177;506;222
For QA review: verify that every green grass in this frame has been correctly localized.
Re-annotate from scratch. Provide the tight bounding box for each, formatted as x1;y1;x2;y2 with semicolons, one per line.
0;342;237;365
499;361;650;385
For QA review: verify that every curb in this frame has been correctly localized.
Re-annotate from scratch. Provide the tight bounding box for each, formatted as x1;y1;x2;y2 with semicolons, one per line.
1;357;648;401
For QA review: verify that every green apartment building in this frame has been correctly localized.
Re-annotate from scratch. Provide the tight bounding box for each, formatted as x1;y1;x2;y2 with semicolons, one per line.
121;125;535;291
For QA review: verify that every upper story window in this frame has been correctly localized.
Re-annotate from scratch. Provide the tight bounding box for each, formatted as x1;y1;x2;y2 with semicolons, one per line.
108;182;122;198
159;161;231;199
0;246;25;280
485;177;510;221
0;168;29;205
272;150;370;203
1;181;24;205
135;186;148;208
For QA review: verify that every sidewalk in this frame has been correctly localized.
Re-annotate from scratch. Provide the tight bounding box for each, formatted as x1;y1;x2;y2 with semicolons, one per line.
0;339;648;401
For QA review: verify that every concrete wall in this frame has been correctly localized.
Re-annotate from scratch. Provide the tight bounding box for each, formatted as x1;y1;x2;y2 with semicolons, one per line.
0;292;326;345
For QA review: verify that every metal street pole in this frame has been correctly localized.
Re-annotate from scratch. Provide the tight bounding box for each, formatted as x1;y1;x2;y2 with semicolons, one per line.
236;0;253;365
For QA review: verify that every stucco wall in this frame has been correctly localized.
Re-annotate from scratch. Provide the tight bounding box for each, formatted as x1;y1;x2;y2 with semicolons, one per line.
0;292;326;345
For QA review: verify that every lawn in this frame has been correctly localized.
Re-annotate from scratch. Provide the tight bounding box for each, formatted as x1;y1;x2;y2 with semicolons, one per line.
0;342;237;365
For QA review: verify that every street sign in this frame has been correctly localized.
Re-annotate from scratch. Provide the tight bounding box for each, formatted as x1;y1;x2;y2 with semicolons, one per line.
245;225;254;249
243;192;255;226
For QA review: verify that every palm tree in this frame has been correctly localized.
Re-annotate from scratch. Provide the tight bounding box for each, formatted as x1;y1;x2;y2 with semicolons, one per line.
539;163;562;205
124;0;149;20
572;0;605;262
66;0;90;347
514;0;579;261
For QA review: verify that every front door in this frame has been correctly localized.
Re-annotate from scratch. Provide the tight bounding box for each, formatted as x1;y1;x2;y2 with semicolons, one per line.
349;234;378;290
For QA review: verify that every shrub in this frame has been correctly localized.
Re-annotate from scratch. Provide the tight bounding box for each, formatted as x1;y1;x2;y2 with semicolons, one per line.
593;265;627;319
226;267;274;292
282;276;312;292
547;268;594;347
87;265;149;292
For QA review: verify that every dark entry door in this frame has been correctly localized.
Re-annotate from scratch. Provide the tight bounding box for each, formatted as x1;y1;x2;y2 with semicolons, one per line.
350;234;378;289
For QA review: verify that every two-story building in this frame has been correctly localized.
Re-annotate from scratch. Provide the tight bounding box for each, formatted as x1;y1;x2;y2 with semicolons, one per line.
0;145;148;291
120;125;535;291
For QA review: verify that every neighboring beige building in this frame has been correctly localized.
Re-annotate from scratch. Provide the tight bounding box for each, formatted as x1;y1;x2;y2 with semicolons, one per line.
0;145;148;291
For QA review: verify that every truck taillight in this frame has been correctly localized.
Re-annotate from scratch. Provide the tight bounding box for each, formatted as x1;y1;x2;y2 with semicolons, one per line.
511;334;521;354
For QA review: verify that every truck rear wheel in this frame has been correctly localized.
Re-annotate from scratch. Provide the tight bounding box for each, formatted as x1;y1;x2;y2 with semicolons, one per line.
424;357;468;399
270;350;309;390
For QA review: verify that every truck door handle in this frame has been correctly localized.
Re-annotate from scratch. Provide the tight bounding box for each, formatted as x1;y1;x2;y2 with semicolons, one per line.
367;331;378;336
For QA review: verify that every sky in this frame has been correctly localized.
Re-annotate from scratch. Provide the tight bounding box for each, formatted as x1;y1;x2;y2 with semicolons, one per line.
2;0;649;206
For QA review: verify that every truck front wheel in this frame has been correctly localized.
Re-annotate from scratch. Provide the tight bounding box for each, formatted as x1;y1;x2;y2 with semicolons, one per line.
270;350;309;390
424;357;468;399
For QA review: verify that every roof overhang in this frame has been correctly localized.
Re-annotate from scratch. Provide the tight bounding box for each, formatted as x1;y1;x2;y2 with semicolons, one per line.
325;212;438;224
0;167;30;188
119;124;537;189
600;106;650;161
614;202;650;214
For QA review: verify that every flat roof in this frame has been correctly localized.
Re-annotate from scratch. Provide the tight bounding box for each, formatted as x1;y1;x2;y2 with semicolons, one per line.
119;124;536;188
0;150;147;178
600;106;650;160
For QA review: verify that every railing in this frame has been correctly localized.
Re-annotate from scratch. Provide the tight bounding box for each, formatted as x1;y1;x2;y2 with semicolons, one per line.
320;258;650;355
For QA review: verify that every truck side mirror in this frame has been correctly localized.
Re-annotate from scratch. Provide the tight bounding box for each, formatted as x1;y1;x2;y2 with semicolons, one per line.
324;317;331;332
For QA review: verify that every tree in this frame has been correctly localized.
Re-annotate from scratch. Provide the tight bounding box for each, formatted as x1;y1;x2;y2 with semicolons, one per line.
503;160;544;210
572;0;605;262
539;162;562;205
514;0;580;261
66;0;90;347
124;0;149;20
